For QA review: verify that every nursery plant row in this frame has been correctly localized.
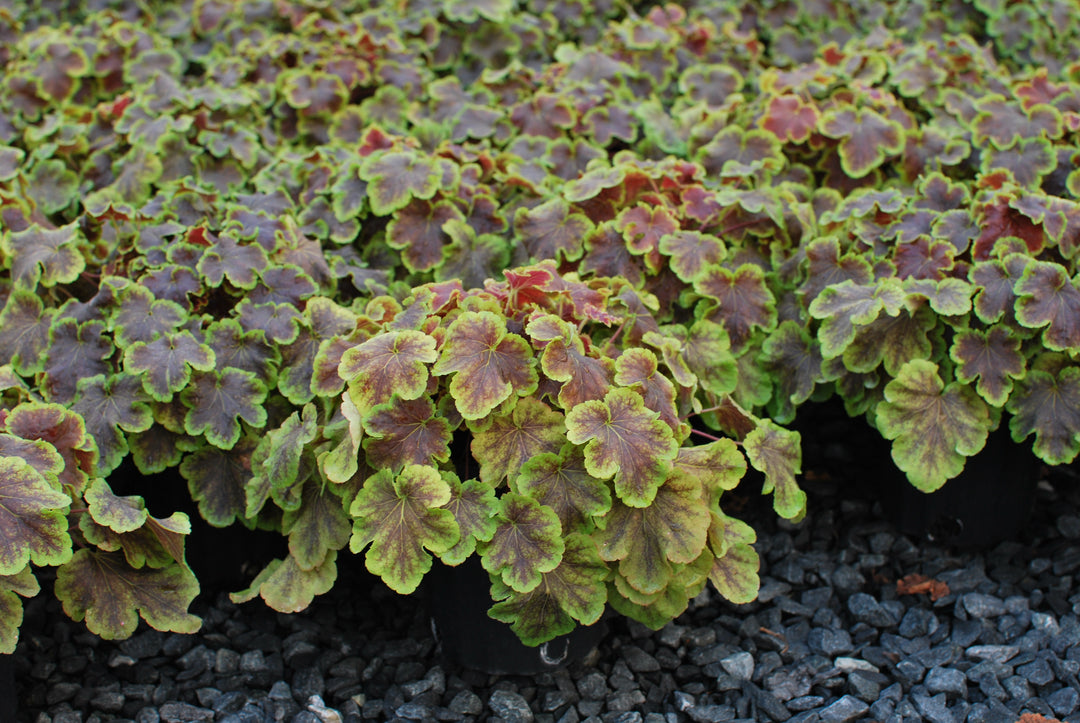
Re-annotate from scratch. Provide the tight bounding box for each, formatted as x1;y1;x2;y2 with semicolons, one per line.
0;0;1079;654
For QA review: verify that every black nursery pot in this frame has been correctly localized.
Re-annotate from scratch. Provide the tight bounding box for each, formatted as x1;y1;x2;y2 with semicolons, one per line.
426;557;606;675
876;424;1042;548
1;653;15;721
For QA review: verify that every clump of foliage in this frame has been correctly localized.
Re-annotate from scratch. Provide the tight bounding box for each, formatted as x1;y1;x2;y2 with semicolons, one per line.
0;0;1078;651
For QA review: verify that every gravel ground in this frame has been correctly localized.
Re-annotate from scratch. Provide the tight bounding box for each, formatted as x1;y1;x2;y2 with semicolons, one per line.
14;452;1080;723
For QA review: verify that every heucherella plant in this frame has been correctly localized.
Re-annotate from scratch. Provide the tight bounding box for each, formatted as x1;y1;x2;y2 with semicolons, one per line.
251;261;805;645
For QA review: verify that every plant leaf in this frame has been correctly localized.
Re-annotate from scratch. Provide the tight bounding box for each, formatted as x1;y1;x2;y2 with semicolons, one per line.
950;325;1027;406
360;151;441;216
1014;260;1080;351
283;482;351;572
125;331;215;402
743;419;806;520
349;466;458;594
440;475;499;566
595;473;709;595
339;330;437;418
566;387;678;508
674;439;746;499
55;550;200;640
470;397;567;486
516;444;612;533
876;360;991;492
1007;366;1080;465
481;493;564;594
0;287;55;375
230;552;337;614
694;264;777;352
178;438;255;528
362;397;451;471
707;513;759;604
0;456;71;575
514;197;592;262
181;369;268;449
3;222;85;288
807;278;906;358
432;310;538;420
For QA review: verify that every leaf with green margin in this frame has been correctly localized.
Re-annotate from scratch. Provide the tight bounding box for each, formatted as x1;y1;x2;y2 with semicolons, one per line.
55;550;200;639
230;551;337;614
566;387;678;508
902;277;975;315
362;397;451;472
526;314;614;410
320;393;363;485
0;457;71;574
969;253;1028;324
339;330;437;418
440;475;499;566
0;145;24;181
0;566;40;654
3;222;85;288
696;126;785;179
444;0;513;22
181;369;268;450
657;231;726;284
516;444;611;534
236;301;302;345
819;106;905;178
42;318;112;404
614;348;680;433
110;283;186;349
798;237;874;304
514;197;592;263
743;420;805;520
1006;366;1080;465
470;397;566;485
204;318;279;384
178;438;255;528
674;439;746;501
842;308;935;376
876;360;991;492
5;402;97;495
359;151;441;216
349;466;458;594
595;472;709;595
563;165;626;204
72;373;154;475
0;286;55;375
283;481;351;571
694;264;777;352
254;403;318;498
480;493;564;594
125;331;215;402
488;532;608;646
0;434;64;486
950;325;1027;407
1014;260;1080;351
85;478;148;534
707;513;760;604
386;198;464;273
196;231;268;289
432;310;538;421
615;204;679;258
807;279;906;358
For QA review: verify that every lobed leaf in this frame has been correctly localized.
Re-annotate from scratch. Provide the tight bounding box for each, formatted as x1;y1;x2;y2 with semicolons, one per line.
480;493;564;594
0;457;72;575
339;330;437;418
1006;366;1080;465
1013;260;1080;351
743;420;806;520
471;397;567;486
950;326;1027;406
125;331;215;402
181;369;268;450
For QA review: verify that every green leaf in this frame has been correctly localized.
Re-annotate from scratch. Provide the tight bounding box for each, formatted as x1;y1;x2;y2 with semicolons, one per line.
55;550;200;640
1006;365;1080;465
566;387;678;508
808;279;906;358
230;552;337;614
320;393;364;485
470;397;567;485
842;308;935;376
743;419;806;520
0;566;40;654
707;513;760;604
2;222;85;289
440;475;499;566
488;533;608;646
283;482;351;571
876;360;992;492
761;321;826;422
181;369;268;449
516;444;612;534
349;466;459;594
432;311;538;420
339;330;437;418
0;457;71;575
125;331;215;402
255;403;318;499
595;473;709;595
85;478;147;534
480;493;564;594
527;314;615;409
614;348;680;432
674;439;746;499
